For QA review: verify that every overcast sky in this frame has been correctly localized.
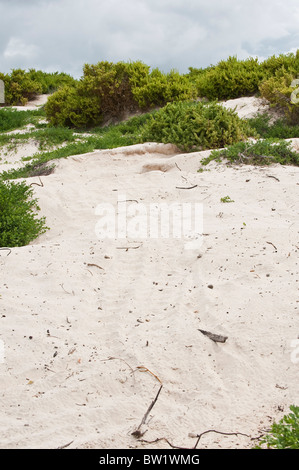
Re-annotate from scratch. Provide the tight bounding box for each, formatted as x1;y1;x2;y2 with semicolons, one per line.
1;0;299;78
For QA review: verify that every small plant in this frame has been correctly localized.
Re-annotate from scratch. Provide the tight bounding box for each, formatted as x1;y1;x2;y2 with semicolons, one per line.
220;195;234;203
201;139;299;166
0;180;48;246
247;113;299;139
254;405;299;449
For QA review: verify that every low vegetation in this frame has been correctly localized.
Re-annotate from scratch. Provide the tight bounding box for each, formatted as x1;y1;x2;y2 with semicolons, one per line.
44;61;196;128
139;100;257;151
254;405;299;449
0;69;76;106
201;138;299;167
1;52;299;250
0;180;48;247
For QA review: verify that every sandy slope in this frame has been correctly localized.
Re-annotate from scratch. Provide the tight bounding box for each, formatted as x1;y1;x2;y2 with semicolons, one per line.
0;97;298;449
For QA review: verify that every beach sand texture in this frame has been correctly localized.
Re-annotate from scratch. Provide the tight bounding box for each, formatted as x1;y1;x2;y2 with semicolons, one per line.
0;97;298;449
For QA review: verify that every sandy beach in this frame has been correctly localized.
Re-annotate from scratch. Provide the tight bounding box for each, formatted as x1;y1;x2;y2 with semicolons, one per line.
0;96;298;449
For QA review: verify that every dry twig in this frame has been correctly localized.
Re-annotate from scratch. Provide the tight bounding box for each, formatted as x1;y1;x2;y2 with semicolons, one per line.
0;247;11;256
176;184;198;190
132;385;163;438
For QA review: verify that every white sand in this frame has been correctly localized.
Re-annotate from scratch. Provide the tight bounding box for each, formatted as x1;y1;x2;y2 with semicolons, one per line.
0;97;298;449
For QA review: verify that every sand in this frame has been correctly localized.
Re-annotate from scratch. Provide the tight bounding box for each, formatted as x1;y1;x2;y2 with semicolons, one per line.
0;97;298;449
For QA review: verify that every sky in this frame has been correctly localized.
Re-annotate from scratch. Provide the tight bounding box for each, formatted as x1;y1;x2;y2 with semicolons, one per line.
0;0;299;78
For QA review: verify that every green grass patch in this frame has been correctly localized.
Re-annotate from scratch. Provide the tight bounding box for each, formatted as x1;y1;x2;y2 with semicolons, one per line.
201;138;299;166
0;113;152;180
0;108;46;132
247;113;299;139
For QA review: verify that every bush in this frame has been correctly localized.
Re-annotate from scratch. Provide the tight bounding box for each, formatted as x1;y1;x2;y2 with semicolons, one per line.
132;68;196;109
45;61;143;128
259;72;299;124
202;138;299;166
140;101;257;152
254;405;299;449
45;61;197;128
45;84;101;127
260;50;299;78
193;56;265;100
0;69;42;106
0;69;77;107
27;69;77;94
0;180;48;246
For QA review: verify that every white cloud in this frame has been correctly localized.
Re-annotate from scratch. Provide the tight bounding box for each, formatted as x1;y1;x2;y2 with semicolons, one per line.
4;37;40;60
0;0;299;77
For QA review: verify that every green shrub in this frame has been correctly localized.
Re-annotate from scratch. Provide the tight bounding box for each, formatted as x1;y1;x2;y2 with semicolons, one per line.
45;61;197;129
202;138;299;166
0;180;48;246
260;50;299;78
27;69;77;94
193;56;265;100
254;405;299;449
140;101;257;152
45;61;141;128
132;68;196;109
0;69;77;106
259;72;299;124
0;69;42;106
247;113;299;139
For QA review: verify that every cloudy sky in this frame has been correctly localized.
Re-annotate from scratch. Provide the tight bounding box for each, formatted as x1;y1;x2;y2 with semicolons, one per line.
1;0;299;78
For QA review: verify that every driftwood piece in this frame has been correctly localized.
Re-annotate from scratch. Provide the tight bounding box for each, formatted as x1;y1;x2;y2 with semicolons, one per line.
198;329;228;343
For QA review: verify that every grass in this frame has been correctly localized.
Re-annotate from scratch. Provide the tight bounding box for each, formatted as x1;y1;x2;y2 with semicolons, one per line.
200;138;299;167
247;113;299;139
0;112;153;180
0;107;46;132
1;104;299;184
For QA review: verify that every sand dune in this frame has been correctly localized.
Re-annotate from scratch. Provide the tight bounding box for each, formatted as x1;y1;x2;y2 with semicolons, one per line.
0;97;298;449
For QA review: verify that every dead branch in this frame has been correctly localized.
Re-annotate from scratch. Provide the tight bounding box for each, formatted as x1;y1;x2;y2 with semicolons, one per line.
131;385;163;438
139;429;252;449
138;437;189;449
193;429;251;449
